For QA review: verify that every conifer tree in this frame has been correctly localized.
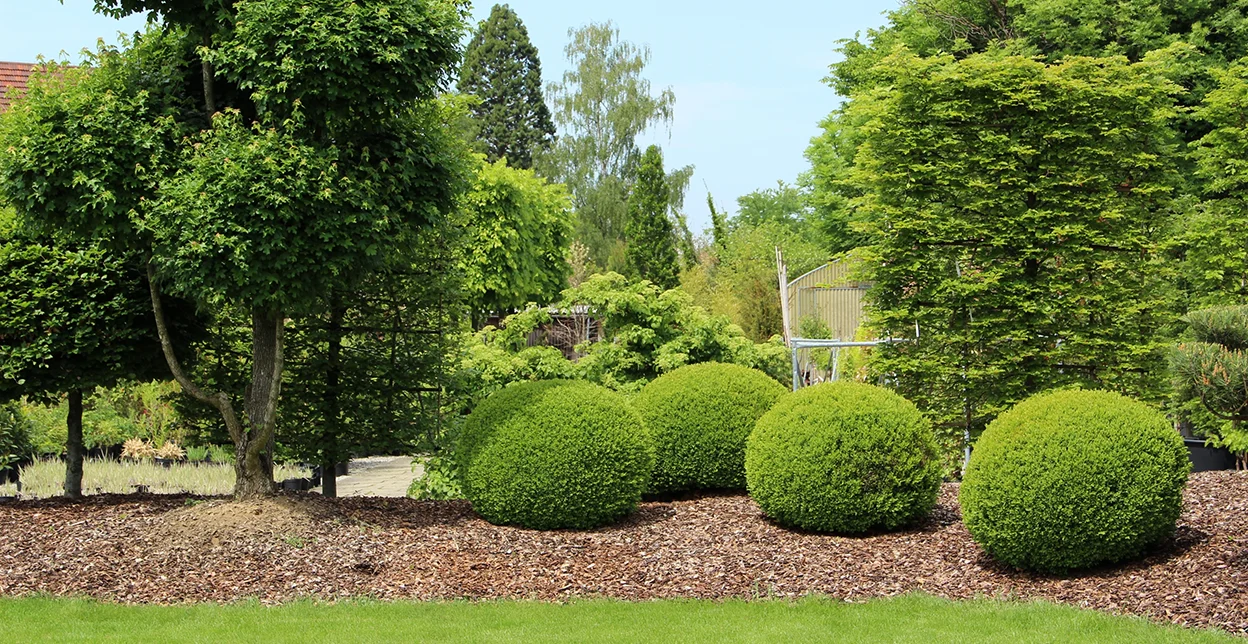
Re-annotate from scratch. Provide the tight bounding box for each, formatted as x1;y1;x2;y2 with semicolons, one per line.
458;4;555;169
625;146;679;289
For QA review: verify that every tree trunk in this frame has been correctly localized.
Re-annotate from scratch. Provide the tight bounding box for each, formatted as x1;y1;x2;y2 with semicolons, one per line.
147;261;283;501
233;308;285;499
320;301;345;498
64;390;84;499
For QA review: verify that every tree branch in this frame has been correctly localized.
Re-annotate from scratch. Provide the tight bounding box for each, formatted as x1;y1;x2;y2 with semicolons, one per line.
146;260;243;442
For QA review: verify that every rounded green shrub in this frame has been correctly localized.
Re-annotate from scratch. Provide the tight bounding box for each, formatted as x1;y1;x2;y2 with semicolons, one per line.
745;381;942;533
959;390;1189;573
633;362;786;493
458;380;654;530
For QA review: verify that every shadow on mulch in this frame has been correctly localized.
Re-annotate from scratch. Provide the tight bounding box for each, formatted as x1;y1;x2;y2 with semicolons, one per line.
748;500;964;540
0;493;226;511
969;524;1213;582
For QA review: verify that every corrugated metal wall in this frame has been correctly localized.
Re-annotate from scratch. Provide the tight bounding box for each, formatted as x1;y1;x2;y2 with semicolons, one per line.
787;262;870;340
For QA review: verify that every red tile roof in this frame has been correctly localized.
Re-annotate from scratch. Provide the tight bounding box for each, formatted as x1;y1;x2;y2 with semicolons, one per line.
0;62;36;113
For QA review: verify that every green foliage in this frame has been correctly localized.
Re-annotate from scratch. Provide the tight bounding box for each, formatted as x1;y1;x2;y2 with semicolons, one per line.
1172;306;1248;435
206;0;467;127
732;181;809;233
457;4;555;169
959;389;1189;573
1172;199;1248;310
850;50;1178;445
541;21;689;267
625;146;680;290
0;30;200;243
633;363;786;493
707;193;728;253
1;0;475;498
0;403;33;470
683;221;827;342
459;157;573;314
829;0;1248;96
746;381;941;533
406;454;464;500
453;273;789;406
458;380;653;530
0;232;173;405
566;273;781;390
804;109;871;254
1184;306;1248;351
20;382;187;456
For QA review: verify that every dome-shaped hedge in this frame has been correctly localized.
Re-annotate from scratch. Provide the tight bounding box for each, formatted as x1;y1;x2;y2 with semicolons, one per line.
458;380;654;530
959;390;1189;573
745;381;942;533
633;362;786;493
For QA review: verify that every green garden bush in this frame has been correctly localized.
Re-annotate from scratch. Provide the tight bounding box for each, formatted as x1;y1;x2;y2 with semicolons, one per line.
745;381;942;533
458;380;653;530
0;402;33;469
633;362;785;493
959;390;1189;573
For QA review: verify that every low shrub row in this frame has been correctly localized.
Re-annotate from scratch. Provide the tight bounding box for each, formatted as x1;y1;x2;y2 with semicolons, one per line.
456;366;1191;574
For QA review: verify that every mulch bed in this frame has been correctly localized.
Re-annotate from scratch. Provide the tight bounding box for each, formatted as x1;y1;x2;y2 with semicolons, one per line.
1;471;1247;633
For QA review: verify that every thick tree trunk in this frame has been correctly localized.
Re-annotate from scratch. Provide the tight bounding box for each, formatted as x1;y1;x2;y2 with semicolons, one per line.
148;262;286;500
64;390;84;499
233;308;285;499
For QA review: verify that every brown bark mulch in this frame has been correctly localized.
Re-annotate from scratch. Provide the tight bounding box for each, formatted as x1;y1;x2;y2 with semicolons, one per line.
1;471;1246;633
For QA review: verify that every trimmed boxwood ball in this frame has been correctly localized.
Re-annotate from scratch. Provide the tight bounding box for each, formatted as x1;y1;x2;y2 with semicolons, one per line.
633;362;786;493
745;381;942;533
458;380;654;530
959;390;1189;573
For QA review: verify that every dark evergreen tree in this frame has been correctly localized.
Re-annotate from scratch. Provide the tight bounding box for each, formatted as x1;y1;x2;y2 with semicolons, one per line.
625;146;679;290
458;4;556;169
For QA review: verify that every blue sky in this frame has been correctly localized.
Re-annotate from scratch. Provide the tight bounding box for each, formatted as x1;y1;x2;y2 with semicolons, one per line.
0;0;902;233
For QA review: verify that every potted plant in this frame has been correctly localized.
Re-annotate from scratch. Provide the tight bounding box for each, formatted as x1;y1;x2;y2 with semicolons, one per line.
121;438;156;463
185;445;209;466
1172;305;1248;471
154;441;185;468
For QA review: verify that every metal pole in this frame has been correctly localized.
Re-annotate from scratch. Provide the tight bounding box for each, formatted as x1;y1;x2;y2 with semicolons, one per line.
791;345;801;392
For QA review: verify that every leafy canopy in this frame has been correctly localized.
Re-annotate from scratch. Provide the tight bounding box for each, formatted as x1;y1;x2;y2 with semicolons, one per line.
851;49;1179;439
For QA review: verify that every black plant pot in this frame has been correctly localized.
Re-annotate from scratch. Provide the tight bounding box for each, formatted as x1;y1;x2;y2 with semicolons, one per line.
281;478;313;492
335;462;349;477
154;458;174;469
1185;439;1236;472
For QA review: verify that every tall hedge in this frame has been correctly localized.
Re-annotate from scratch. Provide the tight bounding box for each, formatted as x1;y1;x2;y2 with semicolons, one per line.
458;380;653;530
960;389;1189;573
633;362;785;493
849;50;1178;446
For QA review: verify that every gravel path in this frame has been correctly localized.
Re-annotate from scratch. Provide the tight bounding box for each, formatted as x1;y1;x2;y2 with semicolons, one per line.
315;456;422;498
1;471;1245;634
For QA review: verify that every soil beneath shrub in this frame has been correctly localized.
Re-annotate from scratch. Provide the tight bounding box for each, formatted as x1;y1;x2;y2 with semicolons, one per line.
1;472;1246;633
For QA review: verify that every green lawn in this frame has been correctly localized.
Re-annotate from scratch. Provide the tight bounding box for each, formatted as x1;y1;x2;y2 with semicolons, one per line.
0;594;1231;643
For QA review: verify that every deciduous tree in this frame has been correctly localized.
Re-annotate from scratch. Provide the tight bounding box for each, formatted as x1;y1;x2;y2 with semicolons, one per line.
0;0;471;498
542;21;691;267
850;50;1178;445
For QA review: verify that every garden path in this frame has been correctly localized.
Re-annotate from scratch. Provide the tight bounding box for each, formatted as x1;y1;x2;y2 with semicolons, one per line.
315;456;421;498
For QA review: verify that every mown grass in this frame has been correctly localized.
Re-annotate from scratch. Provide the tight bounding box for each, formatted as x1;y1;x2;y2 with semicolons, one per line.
0;458;309;498
0;594;1231;643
